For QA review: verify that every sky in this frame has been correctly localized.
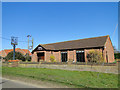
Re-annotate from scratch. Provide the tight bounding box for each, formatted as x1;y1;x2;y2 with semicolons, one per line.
1;2;118;51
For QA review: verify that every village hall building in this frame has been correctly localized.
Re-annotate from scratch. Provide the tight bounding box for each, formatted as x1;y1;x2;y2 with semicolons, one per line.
32;35;114;63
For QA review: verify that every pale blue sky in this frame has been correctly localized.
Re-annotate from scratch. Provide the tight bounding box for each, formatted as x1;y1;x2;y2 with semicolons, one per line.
2;2;118;51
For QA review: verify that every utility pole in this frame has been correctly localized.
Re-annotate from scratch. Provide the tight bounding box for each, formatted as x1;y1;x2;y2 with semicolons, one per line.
32;38;34;51
11;36;18;60
27;35;31;55
26;35;33;62
27;35;34;51
13;44;15;60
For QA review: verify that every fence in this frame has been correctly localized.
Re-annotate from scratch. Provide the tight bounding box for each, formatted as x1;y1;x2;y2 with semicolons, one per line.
2;61;119;74
18;63;118;74
19;61;117;66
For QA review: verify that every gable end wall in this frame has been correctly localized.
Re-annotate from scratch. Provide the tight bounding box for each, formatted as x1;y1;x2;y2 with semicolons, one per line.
104;36;114;63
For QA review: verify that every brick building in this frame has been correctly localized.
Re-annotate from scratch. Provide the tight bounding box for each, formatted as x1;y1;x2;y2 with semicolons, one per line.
32;35;114;63
0;48;31;58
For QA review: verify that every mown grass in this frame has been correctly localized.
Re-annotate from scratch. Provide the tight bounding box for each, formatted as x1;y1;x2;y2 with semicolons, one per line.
2;66;119;88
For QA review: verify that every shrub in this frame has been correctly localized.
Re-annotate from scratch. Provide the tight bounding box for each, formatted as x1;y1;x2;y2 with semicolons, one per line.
5;51;25;61
114;53;120;59
0;56;1;59
25;53;31;62
50;55;55;62
8;60;20;62
87;49;104;63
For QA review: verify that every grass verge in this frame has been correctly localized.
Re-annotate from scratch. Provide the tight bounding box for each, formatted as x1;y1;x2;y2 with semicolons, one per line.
2;66;119;88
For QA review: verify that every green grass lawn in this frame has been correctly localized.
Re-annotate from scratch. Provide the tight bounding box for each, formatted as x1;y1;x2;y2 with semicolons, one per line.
2;66;119;88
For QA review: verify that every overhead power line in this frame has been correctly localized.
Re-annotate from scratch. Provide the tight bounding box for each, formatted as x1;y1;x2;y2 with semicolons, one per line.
112;23;118;41
0;37;11;41
18;40;28;42
0;36;27;43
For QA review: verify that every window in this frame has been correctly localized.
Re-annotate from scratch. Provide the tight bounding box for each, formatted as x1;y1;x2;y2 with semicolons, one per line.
76;50;85;62
61;52;67;62
37;47;43;50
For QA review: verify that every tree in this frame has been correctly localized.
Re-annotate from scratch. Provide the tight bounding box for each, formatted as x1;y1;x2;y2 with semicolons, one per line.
5;51;25;61
87;50;104;63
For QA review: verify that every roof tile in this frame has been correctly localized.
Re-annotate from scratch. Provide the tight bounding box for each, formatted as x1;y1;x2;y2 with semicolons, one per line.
41;35;108;50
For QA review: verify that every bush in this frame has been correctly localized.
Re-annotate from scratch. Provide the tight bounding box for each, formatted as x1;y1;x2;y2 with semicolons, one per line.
114;53;120;59
50;55;56;62
87;49;104;63
5;51;25;61
25;53;31;62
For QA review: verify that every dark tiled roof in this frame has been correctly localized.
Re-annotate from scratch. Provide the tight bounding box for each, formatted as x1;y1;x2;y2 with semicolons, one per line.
40;35;109;50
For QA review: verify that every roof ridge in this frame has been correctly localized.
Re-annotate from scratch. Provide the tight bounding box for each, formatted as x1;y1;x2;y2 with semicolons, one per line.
3;48;28;50
41;35;109;46
4;48;19;50
4;49;12;50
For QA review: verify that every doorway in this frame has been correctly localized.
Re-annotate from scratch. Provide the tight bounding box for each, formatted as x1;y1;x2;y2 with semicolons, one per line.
106;51;108;63
37;52;44;62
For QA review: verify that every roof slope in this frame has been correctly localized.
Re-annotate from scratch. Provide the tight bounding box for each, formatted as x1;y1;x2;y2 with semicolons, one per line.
39;35;109;50
0;50;2;55
22;49;32;55
0;48;32;56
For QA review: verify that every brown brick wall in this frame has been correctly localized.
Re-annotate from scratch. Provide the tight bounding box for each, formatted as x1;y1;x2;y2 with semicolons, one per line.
68;50;74;61
32;49;103;63
73;50;76;62
45;51;51;62
53;51;60;62
31;52;37;62
58;51;61;62
103;36;114;63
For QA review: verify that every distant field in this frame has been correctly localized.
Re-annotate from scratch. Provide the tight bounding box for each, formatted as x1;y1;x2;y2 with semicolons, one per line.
2;66;119;88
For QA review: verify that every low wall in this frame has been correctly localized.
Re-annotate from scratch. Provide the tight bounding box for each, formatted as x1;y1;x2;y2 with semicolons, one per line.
18;63;119;74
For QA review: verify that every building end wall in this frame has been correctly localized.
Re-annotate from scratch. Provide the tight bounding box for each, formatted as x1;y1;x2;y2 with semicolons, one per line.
31;52;38;62
104;36;114;63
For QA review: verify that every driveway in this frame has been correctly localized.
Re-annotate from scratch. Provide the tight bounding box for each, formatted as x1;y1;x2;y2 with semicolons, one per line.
1;78;39;88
